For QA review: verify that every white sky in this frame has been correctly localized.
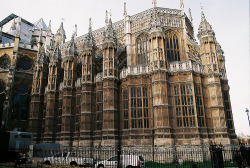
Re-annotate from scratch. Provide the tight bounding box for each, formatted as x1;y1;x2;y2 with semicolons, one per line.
0;0;249;135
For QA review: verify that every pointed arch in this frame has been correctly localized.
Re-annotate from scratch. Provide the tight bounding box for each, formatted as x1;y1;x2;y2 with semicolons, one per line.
0;54;10;69
165;30;180;62
136;33;150;65
17;55;33;71
11;83;30;122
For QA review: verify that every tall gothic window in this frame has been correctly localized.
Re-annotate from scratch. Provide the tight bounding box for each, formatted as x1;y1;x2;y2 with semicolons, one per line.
166;31;180;62
17;57;32;71
174;84;196;127
0;55;10;69
12;85;30;121
77;62;82;79
126;86;149;129
96;91;103;130
137;34;150;65
123;89;128;129
223;90;233;129
195;84;205;127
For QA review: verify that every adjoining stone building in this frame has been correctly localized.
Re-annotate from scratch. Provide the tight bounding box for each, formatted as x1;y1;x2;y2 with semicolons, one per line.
0;1;237;148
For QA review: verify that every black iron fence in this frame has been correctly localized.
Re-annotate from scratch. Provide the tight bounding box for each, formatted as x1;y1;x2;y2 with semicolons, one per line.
31;145;250;168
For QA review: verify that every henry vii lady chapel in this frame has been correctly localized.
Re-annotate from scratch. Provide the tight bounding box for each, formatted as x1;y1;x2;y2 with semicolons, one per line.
0;0;237;147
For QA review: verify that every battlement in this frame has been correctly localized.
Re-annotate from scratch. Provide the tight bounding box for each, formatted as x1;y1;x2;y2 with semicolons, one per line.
0;42;14;48
19;42;38;51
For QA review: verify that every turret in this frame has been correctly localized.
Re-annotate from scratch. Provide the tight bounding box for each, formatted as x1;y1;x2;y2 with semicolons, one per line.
55;21;66;49
82;18;95;83
101;12;118;146
198;5;219;74
79;18;96;146
103;11;117;78
149;3;165;70
123;2;132;66
45;20;53;52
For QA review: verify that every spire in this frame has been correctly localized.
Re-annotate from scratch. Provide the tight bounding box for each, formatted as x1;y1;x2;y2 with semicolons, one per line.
38;29;43;45
48;20;51;32
74;24;77;41
152;0;157;8
15;17;21;38
37;45;48;64
180;0;184;9
84;18;95;47
65;32;77;56
200;3;205;22
105;10;108;30
180;0;184;15
103;10;116;42
124;2;127;16
56;20;66;43
198;4;214;38
51;42;61;61
188;8;193;25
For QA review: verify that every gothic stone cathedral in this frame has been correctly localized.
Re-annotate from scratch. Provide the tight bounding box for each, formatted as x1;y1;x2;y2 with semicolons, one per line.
0;1;237;148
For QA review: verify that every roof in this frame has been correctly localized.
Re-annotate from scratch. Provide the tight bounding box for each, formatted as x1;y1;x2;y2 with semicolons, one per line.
33;18;48;31
0;13;34;27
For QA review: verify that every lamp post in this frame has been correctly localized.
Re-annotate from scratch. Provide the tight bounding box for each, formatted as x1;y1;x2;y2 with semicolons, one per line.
245;108;250;127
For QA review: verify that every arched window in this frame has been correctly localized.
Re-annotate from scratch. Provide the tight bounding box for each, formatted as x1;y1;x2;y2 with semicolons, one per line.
77;62;82;78
11;85;30;121
0;55;10;69
166;31;180;62
17;57;32;71
137;34;149;65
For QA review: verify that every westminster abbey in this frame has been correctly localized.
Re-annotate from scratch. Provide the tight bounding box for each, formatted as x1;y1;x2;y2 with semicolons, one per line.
0;1;237;147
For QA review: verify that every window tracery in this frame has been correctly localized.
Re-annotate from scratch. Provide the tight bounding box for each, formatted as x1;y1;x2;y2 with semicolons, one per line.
17;56;33;71
166;31;180;62
11;85;30;121
122;86;149;129
195;84;205;127
137;34;150;65
0;55;10;69
223;90;233;129
96;91;103;130
174;83;196;127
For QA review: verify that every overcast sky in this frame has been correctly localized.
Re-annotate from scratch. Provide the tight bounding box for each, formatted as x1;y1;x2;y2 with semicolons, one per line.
1;0;249;135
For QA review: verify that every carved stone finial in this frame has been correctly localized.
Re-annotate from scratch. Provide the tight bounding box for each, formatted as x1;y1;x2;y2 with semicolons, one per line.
124;2;127;16
189;8;193;25
152;0;157;8
48;20;51;32
109;9;112;18
200;3;204;11
38;29;43;44
15;17;21;38
180;0;184;9
200;3;205;21
105;10;108;29
74;24;77;37
89;18;92;30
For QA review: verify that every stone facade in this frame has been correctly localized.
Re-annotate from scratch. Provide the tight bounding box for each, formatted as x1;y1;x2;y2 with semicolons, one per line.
0;2;237;147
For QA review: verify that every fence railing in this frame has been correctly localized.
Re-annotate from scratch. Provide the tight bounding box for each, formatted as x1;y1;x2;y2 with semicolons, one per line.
30;145;250;168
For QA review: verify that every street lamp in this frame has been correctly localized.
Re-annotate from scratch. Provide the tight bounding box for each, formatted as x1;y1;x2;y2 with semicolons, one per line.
245;108;250;127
